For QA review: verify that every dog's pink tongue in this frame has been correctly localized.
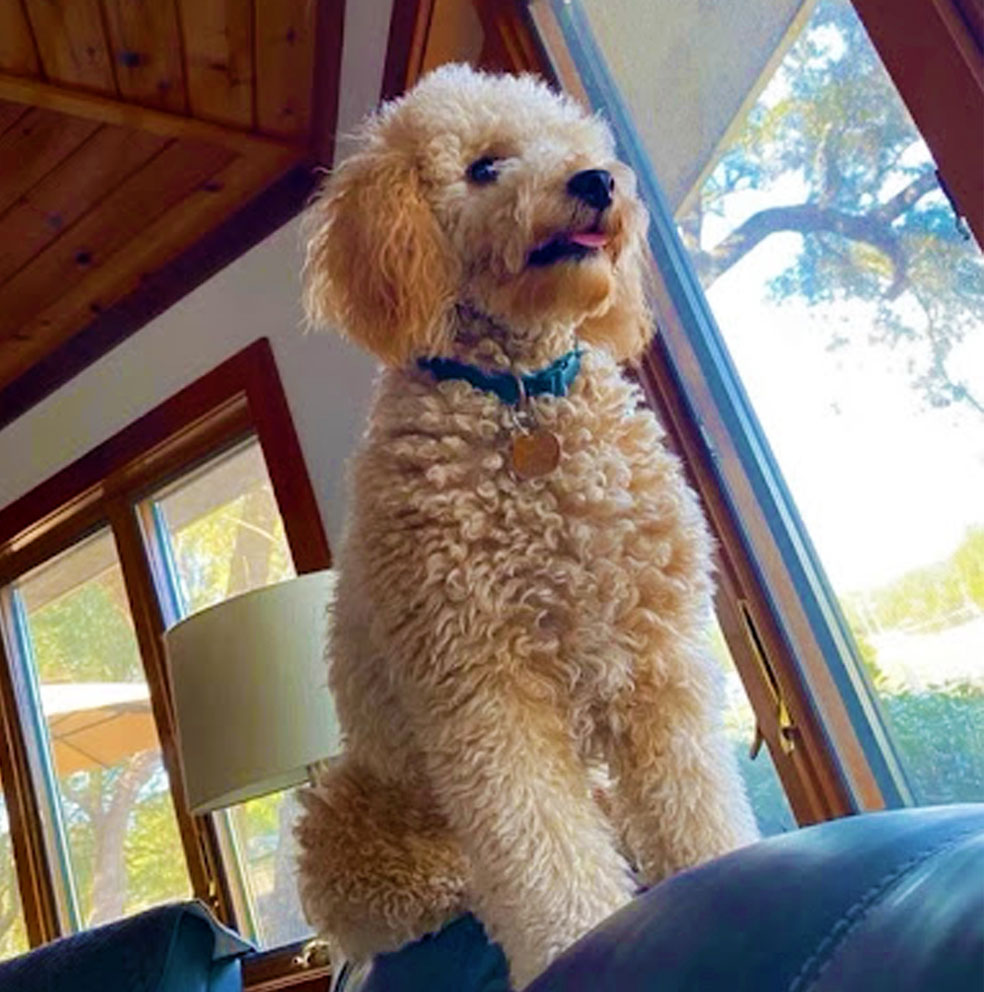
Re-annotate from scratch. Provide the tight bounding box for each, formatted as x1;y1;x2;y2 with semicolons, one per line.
567;231;609;248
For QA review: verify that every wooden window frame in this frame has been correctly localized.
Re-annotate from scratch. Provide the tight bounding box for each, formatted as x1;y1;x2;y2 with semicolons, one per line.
0;338;331;988
522;0;983;824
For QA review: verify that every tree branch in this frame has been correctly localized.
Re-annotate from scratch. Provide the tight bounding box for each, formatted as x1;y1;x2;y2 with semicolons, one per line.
693;169;937;287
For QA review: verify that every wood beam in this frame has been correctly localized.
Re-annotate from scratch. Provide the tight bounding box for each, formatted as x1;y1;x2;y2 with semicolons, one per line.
0;71;301;159
381;0;437;100
310;0;347;165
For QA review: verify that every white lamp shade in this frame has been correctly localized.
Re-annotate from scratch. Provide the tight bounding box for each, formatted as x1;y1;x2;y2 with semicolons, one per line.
164;570;340;814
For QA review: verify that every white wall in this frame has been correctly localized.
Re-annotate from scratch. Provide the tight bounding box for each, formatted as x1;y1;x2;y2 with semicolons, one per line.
0;1;394;547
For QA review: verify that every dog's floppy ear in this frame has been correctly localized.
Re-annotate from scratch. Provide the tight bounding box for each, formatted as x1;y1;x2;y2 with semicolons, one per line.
577;233;653;363
303;145;457;365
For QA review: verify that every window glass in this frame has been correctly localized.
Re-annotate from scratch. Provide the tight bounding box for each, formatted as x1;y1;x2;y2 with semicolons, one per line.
149;438;310;948
586;0;984;803
0;793;28;960
223;791;310;948
152;439;294;616
10;530;190;929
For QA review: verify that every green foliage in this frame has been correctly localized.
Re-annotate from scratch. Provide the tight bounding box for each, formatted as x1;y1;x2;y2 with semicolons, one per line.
56;762;188;925
172;489;293;613
0;814;28;960
882;684;984;804
30;577;142;683
123;788;190;914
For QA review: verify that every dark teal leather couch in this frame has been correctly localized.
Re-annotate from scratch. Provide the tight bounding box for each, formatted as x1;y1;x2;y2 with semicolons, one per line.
342;804;984;991
0;901;252;992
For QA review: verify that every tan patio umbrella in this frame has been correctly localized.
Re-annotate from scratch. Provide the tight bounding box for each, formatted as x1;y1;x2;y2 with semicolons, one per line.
39;683;158;777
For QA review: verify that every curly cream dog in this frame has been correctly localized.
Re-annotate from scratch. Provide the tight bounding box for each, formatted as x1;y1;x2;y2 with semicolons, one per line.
295;64;757;988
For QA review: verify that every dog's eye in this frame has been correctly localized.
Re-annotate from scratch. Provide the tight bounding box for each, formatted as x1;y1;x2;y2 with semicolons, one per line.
466;156;499;184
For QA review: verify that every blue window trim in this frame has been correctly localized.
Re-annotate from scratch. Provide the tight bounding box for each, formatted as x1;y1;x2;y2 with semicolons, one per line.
549;0;912;809
150;502;186;627
9;587;82;931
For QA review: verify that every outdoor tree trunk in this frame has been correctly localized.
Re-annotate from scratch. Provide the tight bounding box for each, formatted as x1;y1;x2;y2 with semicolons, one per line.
88;751;156;925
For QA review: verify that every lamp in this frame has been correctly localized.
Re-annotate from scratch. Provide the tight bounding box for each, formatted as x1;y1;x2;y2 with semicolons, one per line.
163;570;340;815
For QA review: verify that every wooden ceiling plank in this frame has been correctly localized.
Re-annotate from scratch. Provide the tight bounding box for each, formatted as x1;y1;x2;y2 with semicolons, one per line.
0;107;99;216
0;0;41;77
0;125;167;285
178;0;255;129
0;139;236;339
0;149;295;389
0;163;312;425
101;0;189;114
0;99;28;136
0;71;298;155
23;0;117;94
255;0;316;139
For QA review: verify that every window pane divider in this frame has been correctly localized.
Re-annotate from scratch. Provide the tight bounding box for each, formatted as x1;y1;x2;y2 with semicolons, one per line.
213;808;260;945
104;496;237;930
139;489;262;944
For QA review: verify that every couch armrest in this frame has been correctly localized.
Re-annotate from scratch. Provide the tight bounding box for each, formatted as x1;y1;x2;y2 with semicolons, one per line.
0;900;253;992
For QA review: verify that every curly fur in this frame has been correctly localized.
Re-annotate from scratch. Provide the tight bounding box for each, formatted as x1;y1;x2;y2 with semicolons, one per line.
296;64;757;989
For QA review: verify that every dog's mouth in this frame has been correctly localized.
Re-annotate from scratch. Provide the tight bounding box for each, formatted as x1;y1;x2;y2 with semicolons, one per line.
527;228;610;267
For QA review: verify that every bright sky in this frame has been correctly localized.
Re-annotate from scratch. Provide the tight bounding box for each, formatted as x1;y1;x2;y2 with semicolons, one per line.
703;216;984;592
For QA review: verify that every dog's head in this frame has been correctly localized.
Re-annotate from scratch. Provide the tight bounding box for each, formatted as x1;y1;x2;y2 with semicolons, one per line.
304;64;651;366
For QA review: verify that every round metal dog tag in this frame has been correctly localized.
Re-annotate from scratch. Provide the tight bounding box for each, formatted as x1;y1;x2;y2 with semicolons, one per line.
511;429;561;479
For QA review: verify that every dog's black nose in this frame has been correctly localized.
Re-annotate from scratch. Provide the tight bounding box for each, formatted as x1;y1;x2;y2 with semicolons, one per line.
567;169;614;210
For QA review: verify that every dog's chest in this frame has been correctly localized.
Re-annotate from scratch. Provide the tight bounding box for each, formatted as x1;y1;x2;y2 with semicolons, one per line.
360;354;700;698
370;358;667;553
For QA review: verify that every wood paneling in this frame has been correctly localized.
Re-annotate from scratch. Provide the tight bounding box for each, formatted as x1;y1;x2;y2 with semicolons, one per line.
0;107;98;215
102;0;188;113
0;1;41;77
0;99;27;135
178;0;255;129
23;0;116;93
0;72;291;155
255;0;317;138
0;0;344;413
0;163;315;431
852;0;984;245
1;149;293;389
0;124;166;285
0;138;234;347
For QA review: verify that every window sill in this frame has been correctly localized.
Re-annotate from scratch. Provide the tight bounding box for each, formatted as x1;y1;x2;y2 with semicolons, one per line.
243;941;332;991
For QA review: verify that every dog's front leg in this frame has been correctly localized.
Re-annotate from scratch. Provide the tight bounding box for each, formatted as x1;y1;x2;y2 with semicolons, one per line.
608;654;759;885
407;673;634;989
